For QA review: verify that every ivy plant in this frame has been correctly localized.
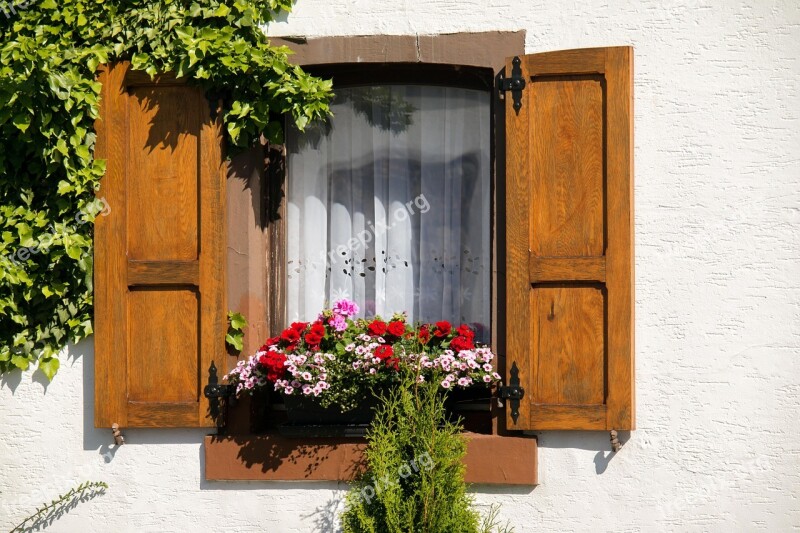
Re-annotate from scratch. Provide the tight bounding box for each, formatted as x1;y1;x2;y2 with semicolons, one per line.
0;1;332;378
226;311;247;352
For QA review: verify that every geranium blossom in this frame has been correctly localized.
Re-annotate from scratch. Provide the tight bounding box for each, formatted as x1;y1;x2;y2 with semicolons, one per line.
332;298;359;317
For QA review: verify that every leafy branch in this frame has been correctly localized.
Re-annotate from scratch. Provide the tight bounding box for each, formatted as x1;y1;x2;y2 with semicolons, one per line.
10;481;108;532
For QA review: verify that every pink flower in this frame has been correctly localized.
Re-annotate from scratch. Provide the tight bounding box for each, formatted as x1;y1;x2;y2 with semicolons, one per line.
329;314;347;332
332;299;359;317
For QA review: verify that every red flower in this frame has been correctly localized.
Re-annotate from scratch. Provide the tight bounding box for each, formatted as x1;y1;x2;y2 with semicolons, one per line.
456;324;475;339
374;344;394;361
385;357;400;371
387;320;405;337
290;321;308;332
368;320;387;336
259;351;287;382
418;325;431;345
449;335;474;352
259;336;280;353
305;332;323;347
433;320;451;337
309;322;326;336
281;328;300;343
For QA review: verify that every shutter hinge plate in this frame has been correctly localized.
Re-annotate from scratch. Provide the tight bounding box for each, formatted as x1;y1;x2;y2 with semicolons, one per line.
203;361;236;433
498;56;526;114
497;361;525;424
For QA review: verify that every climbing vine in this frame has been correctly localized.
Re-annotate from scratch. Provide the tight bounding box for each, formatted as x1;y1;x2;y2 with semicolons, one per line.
0;1;332;378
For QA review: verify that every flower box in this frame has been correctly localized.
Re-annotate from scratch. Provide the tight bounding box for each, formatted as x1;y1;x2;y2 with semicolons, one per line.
225;299;502;431
279;394;379;437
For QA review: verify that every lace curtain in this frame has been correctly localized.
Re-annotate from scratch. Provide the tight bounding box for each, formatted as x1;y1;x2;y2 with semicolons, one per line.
286;85;490;338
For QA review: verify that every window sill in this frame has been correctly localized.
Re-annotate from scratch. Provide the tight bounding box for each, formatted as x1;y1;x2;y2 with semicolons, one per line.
204;432;537;485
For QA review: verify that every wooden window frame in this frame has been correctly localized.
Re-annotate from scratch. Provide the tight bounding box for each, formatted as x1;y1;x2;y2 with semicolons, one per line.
207;32;538;485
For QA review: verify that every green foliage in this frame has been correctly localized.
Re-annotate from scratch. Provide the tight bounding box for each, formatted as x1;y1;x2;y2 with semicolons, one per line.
225;310;247;352
11;480;108;532
341;372;510;533
0;1;332;378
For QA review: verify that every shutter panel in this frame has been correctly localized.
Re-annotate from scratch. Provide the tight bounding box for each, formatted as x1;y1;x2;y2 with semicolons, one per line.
504;47;634;431
94;63;227;428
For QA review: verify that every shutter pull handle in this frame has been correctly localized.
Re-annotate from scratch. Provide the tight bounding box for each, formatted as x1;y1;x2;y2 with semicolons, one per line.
610;430;622;452
111;423;125;446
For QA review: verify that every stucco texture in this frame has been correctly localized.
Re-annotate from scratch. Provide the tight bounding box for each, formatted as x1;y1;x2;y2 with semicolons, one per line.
2;1;799;531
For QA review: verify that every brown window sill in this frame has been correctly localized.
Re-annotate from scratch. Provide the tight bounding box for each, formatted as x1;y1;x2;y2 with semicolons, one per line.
204;432;537;485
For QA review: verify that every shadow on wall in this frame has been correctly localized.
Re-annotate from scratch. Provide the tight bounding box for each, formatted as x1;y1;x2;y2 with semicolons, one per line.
78;338;209;461
0;361;53;394
534;430;632;475
8;482;108;533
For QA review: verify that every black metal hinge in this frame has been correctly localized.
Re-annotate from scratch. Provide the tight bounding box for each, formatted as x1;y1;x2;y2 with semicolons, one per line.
203;361;235;431
498;361;525;424
498;56;526;114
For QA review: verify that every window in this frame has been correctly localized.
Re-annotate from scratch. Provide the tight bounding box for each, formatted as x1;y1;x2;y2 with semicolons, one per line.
285;75;492;339
94;35;632;486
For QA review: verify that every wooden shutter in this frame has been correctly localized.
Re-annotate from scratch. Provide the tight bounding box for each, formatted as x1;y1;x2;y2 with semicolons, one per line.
505;47;634;431
94;63;226;428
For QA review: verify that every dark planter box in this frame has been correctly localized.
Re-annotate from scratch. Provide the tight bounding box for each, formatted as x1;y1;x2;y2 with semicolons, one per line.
279;394;378;437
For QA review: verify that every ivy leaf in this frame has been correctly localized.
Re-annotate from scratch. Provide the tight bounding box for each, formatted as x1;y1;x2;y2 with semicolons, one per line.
229;312;247;331
11;355;30;371
225;332;244;352
12;114;31;133
57;181;74;195
38;357;60;380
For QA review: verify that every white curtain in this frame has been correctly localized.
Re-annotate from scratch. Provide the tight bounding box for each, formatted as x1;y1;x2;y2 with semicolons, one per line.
286;85;490;338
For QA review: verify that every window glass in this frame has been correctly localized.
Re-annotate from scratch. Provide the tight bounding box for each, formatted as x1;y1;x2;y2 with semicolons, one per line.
286;84;491;339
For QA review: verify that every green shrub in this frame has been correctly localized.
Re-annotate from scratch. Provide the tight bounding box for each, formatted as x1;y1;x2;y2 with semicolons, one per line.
341;371;512;533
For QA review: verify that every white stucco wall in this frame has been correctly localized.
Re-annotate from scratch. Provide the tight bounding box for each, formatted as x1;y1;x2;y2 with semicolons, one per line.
2;1;799;531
